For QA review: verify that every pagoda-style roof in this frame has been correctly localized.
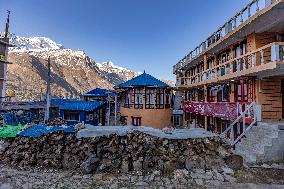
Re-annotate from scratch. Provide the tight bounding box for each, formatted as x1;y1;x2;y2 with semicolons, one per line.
117;71;169;88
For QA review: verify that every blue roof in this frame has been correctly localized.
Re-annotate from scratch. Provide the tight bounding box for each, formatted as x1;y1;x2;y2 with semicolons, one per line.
117;72;169;88
51;99;104;111
83;88;115;97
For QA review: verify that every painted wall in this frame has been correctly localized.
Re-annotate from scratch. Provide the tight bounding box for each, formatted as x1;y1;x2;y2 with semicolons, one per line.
120;107;172;129
255;77;283;120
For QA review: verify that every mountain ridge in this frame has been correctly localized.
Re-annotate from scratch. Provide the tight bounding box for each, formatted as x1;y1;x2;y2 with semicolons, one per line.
5;34;173;101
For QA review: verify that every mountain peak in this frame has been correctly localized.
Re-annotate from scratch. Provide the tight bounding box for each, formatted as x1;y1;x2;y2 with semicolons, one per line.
9;34;64;52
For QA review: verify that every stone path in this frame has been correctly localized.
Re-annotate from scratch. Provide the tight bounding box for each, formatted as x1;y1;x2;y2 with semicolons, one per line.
0;164;284;189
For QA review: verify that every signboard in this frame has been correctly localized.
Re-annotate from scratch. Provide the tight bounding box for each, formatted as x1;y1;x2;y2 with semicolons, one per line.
173;109;183;115
183;101;238;121
0;55;5;61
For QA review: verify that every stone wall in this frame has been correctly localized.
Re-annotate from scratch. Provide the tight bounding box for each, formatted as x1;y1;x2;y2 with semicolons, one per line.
0;131;236;174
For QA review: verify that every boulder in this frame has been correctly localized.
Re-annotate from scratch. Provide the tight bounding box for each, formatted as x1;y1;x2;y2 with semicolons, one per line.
80;155;100;174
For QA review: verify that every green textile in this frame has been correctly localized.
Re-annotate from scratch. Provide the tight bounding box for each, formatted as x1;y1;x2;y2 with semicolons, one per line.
0;125;23;138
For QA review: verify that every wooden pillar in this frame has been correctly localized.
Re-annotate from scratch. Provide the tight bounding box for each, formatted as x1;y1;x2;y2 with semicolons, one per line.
204;85;208;131
204;55;208;70
214;55;218;66
230;81;235;102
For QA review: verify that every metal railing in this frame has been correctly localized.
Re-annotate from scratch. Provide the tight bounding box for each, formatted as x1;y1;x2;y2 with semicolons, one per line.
220;102;260;145
176;42;284;87
173;0;279;74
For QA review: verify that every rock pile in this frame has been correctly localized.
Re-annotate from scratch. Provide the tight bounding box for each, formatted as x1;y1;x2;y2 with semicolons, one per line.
0;131;236;174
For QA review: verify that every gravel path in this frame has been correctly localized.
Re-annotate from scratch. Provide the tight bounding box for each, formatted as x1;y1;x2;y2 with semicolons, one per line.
0;164;284;189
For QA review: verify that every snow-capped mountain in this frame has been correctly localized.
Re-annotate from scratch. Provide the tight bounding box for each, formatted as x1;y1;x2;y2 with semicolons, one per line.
9;35;64;52
6;35;140;100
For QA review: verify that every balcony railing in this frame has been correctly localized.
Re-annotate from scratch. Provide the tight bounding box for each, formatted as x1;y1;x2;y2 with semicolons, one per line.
177;42;284;87
173;0;279;74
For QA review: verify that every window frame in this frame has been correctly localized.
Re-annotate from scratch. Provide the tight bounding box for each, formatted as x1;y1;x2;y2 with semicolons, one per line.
155;88;164;109
134;88;143;109
124;89;133;108
145;88;155;109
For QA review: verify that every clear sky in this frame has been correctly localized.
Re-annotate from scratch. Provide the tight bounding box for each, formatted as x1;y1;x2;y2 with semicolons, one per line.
0;0;251;80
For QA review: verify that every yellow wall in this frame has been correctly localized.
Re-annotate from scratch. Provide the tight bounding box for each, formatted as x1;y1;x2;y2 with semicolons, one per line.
120;107;172;129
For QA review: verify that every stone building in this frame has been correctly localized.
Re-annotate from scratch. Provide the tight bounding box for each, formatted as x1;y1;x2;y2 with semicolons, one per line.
115;71;173;129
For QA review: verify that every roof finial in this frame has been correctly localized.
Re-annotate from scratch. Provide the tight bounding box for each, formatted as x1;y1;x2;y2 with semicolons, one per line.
4;10;10;38
143;70;146;74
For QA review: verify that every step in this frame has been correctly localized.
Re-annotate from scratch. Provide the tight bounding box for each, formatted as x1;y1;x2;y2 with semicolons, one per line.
234;146;257;163
257;137;284;162
235;140;266;156
246;126;279;139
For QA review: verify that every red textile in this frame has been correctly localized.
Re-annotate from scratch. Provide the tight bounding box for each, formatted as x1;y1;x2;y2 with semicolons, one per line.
183;101;238;121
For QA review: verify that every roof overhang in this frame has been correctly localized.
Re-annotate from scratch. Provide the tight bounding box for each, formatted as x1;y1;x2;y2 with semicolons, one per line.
181;0;284;71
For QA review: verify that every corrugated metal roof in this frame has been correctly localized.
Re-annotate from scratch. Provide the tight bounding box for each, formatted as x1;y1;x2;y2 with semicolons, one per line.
51;99;104;111
83;88;115;97
117;71;169;88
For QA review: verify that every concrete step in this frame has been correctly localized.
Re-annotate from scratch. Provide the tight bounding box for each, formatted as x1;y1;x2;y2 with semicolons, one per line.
234;122;284;164
235;146;257;163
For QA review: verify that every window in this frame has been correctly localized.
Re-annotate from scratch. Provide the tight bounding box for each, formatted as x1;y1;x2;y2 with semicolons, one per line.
132;116;141;126
207;87;215;102
125;90;132;108
134;88;143;109
207;58;214;70
145;88;155;109
156;89;164;109
190;90;196;101
165;89;171;109
184;90;190;101
218;51;230;64
217;84;230;102
64;111;79;121
198;89;205;102
173;115;182;127
235;80;248;102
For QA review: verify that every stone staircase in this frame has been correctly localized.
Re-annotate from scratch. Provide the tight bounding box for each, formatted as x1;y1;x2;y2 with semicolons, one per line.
235;122;284;164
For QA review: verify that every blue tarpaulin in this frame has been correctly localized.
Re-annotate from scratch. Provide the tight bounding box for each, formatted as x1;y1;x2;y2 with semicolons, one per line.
19;124;77;138
1;112;38;126
1;113;19;126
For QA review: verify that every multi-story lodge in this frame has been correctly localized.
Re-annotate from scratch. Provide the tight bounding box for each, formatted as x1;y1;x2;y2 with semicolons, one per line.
173;0;284;143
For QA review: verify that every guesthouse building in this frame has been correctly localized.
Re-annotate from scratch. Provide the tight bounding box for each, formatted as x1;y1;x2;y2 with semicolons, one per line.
173;0;284;144
115;71;173;129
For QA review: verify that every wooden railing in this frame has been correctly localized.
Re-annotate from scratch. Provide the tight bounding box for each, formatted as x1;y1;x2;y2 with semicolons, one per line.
177;42;284;87
173;0;279;74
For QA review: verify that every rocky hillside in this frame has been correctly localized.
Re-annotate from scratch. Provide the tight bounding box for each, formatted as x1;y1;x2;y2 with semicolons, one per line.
6;35;140;100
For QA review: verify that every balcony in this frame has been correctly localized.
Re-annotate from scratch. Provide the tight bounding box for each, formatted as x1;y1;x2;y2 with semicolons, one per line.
173;0;284;74
177;42;284;88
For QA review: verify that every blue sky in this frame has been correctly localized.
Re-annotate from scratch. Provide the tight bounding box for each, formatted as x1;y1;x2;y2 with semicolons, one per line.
0;0;251;80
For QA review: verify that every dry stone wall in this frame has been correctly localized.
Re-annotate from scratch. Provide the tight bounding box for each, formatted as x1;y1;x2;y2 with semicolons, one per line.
0;131;237;174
